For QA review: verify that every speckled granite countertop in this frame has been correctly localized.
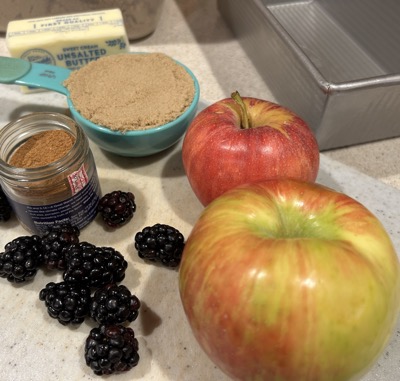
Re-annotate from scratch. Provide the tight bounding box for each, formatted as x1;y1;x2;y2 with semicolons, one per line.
0;1;399;380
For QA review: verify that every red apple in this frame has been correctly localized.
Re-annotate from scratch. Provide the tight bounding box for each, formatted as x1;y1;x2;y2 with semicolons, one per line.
179;179;400;381
182;92;320;206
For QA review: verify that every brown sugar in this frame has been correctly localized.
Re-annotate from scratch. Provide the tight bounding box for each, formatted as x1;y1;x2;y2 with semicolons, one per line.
64;53;195;132
9;130;75;168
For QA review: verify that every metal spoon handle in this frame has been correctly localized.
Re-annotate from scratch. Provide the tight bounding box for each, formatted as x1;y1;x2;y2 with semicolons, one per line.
0;56;70;95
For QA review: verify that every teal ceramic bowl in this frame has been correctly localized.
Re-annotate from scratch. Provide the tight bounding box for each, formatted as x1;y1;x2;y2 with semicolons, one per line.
68;60;200;157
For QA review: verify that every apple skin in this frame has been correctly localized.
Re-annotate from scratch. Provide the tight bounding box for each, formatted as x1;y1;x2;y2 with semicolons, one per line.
182;96;320;206
179;179;400;381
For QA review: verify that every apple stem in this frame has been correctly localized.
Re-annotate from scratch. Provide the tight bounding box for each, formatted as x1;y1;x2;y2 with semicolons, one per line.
231;91;251;129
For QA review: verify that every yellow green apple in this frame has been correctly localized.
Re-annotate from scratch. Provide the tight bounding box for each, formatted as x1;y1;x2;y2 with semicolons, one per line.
179;179;400;381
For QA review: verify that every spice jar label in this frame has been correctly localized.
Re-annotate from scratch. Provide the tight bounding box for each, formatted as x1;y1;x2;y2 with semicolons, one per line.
6;173;101;234
68;164;89;195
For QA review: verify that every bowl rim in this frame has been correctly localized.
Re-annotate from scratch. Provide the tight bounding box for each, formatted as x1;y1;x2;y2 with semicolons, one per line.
67;54;200;136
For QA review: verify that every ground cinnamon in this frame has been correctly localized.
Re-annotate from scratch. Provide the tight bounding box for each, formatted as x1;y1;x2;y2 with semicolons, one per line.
64;53;195;131
9;130;75;168
0;113;101;234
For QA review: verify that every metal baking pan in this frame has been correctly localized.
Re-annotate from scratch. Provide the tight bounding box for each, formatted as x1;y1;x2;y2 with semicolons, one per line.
218;0;400;150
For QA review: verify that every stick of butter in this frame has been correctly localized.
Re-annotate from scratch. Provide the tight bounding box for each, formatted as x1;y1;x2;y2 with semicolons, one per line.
6;8;129;91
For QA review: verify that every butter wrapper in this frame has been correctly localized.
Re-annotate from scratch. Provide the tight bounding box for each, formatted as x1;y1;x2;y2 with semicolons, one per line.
6;8;129;92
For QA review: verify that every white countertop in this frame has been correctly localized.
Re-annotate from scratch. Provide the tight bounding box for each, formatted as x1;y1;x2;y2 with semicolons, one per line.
0;1;400;380
1;0;399;189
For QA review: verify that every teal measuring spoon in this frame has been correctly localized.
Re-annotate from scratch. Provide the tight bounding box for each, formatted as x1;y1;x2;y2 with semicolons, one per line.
0;56;100;133
0;56;71;94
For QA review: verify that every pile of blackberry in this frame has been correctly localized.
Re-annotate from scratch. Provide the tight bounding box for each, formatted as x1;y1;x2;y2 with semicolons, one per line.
0;219;141;376
39;239;131;327
134;223;185;267
97;190;136;228
0;186;12;222
0;185;188;377
39;225;140;375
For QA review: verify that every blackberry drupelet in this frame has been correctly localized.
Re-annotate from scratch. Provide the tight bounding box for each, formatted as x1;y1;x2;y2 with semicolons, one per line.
90;283;141;325
97;190;136;228
134;223;185;267
85;324;139;375
63;242;128;287
39;281;91;325
0;235;43;283
41;223;80;270
0;186;12;222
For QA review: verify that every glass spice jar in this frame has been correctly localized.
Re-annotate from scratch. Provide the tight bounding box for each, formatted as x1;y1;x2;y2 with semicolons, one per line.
0;112;101;235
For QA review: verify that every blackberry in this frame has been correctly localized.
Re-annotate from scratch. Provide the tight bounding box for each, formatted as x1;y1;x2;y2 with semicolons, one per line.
85;324;139;375
134;223;185;267
90;284;141;325
39;281;91;325
0;235;43;283
41;223;80;270
0;186;12;222
63;242;128;287
97;190;136;228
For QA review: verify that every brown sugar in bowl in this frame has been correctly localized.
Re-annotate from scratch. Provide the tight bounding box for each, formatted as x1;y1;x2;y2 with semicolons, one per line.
65;53;200;157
